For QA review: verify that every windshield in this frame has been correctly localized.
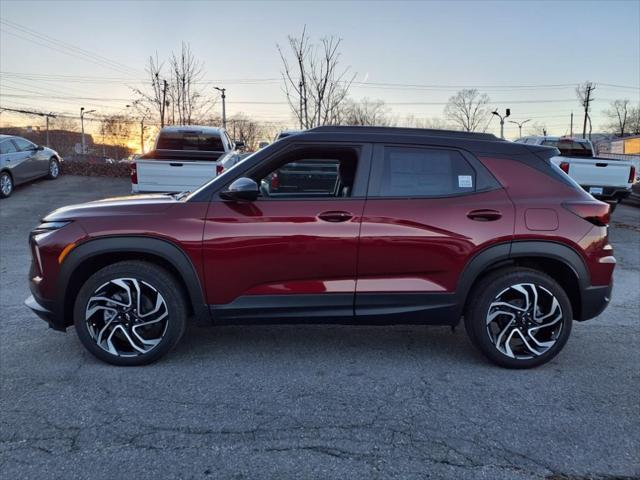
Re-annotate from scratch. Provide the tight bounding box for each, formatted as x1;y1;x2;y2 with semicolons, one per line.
542;139;593;157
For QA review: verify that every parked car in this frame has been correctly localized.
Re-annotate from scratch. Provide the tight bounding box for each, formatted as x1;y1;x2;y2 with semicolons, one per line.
0;135;62;198
515;136;635;211
131;126;243;193
25;126;615;368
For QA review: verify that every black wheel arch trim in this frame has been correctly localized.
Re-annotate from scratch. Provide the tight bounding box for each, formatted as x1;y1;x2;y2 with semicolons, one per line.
455;240;591;319
56;235;210;326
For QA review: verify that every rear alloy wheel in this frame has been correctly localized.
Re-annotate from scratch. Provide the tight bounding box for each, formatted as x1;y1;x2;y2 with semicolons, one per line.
74;261;186;366
47;158;60;179
465;268;572;368
0;171;13;198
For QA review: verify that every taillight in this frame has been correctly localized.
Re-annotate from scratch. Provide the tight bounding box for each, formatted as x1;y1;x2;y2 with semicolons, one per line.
216;164;224;176
130;162;138;184
629;166;636;184
559;162;570;174
563;201;610;226
270;172;279;189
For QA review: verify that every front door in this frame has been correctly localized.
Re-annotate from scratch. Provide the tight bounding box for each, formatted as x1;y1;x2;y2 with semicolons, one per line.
203;143;372;322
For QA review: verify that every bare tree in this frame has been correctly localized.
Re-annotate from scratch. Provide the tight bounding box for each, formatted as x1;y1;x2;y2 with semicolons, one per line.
100;114;135;158
628;106;640;135
603;99;630;137
133;44;214;127
402;114;451;130
339;98;391;126
444;89;491;132
226;113;265;151
278;27;355;129
49;116;79;132
527;121;548;136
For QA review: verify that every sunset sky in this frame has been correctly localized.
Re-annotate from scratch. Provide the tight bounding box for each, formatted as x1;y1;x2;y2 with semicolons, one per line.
1;0;639;140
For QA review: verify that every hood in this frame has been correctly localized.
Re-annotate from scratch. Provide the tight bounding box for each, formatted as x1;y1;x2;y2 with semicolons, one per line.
43;193;178;221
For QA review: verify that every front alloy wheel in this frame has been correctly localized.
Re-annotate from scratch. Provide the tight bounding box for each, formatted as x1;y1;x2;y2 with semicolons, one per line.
465;268;572;368
48;158;60;179
85;278;169;357
0;172;13;198
74;261;187;366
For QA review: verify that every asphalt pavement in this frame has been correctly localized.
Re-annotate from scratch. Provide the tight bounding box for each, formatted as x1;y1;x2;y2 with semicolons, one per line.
1;175;639;479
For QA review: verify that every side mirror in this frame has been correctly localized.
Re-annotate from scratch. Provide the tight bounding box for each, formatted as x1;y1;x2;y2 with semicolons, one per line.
220;177;259;202
36;145;44;151
234;140;245;150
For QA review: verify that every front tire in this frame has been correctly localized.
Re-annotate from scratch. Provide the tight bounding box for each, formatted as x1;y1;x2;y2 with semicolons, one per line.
47;158;60;179
464;267;572;369
74;261;187;366
0;171;13;198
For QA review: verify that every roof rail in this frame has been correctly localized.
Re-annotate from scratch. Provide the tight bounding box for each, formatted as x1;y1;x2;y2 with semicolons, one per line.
308;125;501;141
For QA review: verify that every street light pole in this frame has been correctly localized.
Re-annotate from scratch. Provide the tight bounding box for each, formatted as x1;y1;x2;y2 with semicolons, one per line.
214;87;226;129
80;107;96;156
492;108;511;139
508;119;530;138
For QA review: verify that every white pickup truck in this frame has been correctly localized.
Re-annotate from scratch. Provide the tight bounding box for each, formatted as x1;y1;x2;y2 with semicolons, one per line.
131;126;244;193
515;136;636;210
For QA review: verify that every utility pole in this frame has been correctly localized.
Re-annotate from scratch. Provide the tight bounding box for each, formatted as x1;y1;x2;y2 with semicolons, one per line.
299;80;304;129
492;108;511;139
570;112;574;137
581;83;595;139
80;107;96;156
508;119;530;138
161;79;168;127
214;87;227;129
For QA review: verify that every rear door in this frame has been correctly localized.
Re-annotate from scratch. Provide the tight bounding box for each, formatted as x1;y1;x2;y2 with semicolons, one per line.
203;143;372;321
355;144;514;323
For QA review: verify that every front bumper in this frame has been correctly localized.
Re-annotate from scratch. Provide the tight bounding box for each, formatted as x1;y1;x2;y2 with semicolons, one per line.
24;295;66;331
578;282;613;321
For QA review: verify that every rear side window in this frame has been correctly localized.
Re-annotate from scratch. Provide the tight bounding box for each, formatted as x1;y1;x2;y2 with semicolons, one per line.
156;131;224;151
369;146;477;197
0;140;18;154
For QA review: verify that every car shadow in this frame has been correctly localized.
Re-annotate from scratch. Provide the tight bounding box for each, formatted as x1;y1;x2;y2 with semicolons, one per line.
169;322;484;367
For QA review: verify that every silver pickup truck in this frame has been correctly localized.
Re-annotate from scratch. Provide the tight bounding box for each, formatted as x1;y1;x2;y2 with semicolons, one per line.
131;126;243;193
516;136;635;210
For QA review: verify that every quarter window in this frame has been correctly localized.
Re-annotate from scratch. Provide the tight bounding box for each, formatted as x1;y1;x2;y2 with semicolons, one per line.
370;147;476;197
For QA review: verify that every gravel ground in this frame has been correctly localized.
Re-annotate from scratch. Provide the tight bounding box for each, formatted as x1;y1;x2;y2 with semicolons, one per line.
1;175;639;479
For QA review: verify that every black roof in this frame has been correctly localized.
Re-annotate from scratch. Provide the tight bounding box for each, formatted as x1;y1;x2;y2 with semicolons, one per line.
309;125;502;142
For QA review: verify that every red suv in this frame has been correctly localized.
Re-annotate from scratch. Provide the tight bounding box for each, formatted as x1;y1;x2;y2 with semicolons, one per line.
25;126;615;368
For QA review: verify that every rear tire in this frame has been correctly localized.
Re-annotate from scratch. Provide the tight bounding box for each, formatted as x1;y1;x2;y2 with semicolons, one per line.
0;171;13;198
47;158;60;179
464;267;572;369
74;261;187;366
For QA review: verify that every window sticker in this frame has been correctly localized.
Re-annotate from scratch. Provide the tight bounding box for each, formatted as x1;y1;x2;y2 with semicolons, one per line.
458;175;473;188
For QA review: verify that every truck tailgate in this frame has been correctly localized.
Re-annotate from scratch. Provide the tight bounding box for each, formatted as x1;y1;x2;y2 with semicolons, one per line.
136;159;217;192
552;156;632;187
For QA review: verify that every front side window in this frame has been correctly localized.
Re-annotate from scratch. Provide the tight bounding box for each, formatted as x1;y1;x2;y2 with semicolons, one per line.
369;146;476;197
13;138;36;152
252;147;360;199
0;140;18;154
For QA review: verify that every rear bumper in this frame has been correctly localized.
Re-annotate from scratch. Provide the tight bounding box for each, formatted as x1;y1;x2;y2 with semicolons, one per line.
582;185;631;201
578;282;613;321
24;295;66;331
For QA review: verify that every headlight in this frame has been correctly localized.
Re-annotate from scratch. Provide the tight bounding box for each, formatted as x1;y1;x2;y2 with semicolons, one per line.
32;221;71;235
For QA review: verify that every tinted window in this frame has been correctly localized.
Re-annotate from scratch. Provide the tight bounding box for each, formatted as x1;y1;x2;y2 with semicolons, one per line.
13;138;36;151
0;140;18;154
371;147;476;197
156;131;224;151
542;139;593;157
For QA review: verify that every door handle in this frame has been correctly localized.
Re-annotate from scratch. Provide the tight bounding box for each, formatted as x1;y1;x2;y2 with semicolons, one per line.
169;162;183;167
467;209;502;221
318;211;353;222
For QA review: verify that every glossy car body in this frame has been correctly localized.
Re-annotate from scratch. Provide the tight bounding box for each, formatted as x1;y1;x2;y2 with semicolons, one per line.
0;135;62;196
26;126;614;336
